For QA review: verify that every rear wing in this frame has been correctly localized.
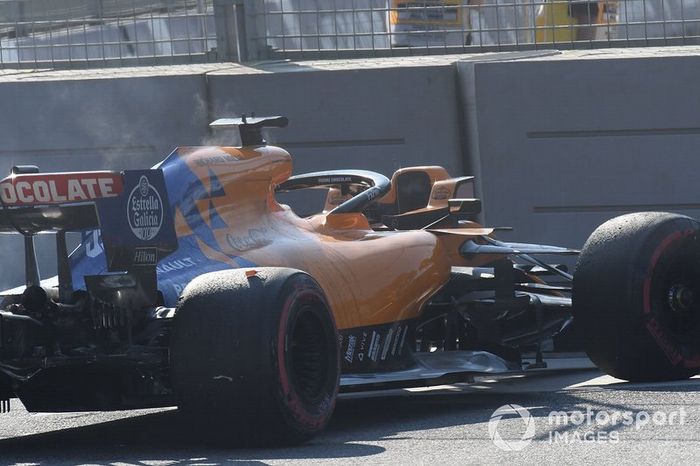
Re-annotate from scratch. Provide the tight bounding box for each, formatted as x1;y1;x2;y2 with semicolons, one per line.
0;167;177;292
0;170;122;233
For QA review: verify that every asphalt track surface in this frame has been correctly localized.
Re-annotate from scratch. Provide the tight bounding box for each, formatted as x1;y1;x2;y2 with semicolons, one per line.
1;368;699;465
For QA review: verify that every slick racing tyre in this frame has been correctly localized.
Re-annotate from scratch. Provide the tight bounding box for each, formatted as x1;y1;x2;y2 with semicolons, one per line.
574;212;700;381
170;268;339;445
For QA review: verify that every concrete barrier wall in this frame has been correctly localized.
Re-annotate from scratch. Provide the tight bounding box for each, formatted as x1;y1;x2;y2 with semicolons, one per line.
457;48;700;268
206;66;464;176
0;75;209;173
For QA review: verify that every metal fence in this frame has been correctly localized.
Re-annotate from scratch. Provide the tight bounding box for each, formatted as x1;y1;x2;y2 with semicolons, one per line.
250;0;700;60
0;0;217;68
1;1;700;69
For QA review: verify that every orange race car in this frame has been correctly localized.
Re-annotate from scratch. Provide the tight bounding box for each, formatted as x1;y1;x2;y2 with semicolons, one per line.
0;116;683;445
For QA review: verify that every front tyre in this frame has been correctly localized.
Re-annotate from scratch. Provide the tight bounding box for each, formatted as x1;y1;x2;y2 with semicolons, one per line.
170;268;339;445
574;212;700;382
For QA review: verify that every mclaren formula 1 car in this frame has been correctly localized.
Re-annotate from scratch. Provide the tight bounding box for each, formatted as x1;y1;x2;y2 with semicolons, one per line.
0;116;688;445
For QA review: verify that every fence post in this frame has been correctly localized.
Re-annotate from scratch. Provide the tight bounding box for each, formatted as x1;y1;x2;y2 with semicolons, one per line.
213;0;269;62
14;0;28;37
91;0;104;18
241;0;269;61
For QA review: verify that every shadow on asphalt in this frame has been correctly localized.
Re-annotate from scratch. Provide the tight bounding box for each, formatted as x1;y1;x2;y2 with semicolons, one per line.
1;370;698;465
595;378;700;392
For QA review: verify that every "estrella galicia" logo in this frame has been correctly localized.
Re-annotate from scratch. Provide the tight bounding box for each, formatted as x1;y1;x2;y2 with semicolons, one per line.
127;175;163;241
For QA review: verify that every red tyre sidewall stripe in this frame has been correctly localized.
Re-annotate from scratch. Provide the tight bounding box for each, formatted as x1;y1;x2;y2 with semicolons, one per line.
645;317;683;366
276;286;334;430
277;293;295;395
642;229;698;367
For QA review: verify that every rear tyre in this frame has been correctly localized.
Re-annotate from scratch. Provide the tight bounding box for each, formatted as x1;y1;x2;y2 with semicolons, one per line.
170;268;339;445
574;212;700;381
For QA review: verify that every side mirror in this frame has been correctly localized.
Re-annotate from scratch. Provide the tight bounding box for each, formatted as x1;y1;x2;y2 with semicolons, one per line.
448;198;482;215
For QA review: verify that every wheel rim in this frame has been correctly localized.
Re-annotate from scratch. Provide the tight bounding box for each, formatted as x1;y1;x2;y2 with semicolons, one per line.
289;304;330;404
651;239;700;341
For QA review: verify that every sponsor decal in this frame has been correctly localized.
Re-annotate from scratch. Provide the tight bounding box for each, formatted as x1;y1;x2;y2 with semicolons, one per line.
171;282;187;296
0;172;122;206
133;247;158;266
156;257;196;274
85;230;103;258
340;323;410;370
431;186;452;200
127;175;164;241
226;228;271;252
365;187;382;201
381;327;395;361
646;317;683;365
193;153;240;167
368;331;381;362
391;325;406;357
344;335;357;363
318;176;352;184
357;331;369;362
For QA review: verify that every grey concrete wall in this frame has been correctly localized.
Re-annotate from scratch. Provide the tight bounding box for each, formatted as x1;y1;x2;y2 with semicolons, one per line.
457;49;700;268
0;75;208;173
207;65;464;176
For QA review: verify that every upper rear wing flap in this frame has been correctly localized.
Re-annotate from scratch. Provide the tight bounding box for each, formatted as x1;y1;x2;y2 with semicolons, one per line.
0;168;177;272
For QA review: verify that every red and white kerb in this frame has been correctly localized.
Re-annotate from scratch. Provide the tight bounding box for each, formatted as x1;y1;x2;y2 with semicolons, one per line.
0;171;124;206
